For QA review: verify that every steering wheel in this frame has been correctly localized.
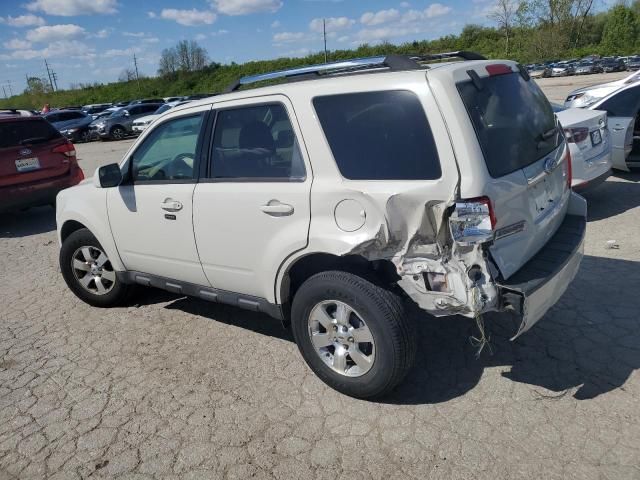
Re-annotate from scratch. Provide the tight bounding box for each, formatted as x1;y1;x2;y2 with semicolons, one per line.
170;152;195;179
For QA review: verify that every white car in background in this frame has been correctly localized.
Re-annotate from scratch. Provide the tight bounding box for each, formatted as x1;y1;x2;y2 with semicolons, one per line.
553;104;612;191
565;70;640;108
131;101;190;134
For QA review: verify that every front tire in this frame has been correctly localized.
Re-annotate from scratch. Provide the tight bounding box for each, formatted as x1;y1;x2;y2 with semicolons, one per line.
60;228;132;307
291;271;416;399
110;126;126;140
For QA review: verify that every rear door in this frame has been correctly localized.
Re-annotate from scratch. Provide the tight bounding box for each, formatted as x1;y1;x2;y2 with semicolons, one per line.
0;118;70;187
192;97;311;301
445;64;571;279
592;85;640;171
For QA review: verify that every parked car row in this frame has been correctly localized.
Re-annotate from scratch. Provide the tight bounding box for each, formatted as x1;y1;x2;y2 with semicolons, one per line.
527;55;640;78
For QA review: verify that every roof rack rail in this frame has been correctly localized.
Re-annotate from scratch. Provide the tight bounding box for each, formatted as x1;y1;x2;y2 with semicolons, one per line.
224;51;486;92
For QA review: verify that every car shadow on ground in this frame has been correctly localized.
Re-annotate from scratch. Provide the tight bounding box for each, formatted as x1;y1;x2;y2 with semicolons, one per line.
0;206;56;238
386;254;640;405
133;287;293;342
136;255;639;405
585;170;640;221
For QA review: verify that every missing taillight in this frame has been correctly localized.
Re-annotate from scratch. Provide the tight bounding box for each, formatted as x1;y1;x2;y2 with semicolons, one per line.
449;196;496;245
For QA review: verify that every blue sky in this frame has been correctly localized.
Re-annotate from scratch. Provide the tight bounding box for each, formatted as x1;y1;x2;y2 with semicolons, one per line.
0;0;497;93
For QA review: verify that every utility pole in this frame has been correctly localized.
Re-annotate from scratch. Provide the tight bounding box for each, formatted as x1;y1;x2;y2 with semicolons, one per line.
133;53;141;93
44;59;54;91
323;19;328;63
51;71;59;91
6;80;13;97
2;86;6;99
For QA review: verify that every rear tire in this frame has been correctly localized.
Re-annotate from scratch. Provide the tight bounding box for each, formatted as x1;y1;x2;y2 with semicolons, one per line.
291;271;416;399
60;228;132;307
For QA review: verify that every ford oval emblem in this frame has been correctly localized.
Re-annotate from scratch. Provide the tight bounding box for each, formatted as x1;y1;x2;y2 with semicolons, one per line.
544;156;558;174
19;148;32;156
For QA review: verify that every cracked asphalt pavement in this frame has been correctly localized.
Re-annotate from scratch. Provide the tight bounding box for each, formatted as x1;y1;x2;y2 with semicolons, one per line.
1;79;640;479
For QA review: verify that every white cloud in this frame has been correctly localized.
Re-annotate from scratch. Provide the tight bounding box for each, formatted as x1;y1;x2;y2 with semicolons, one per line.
142;37;159;43
273;31;306;44
399;1;411;7
424;3;452;17
3;39;32;50
360;9;400;26
5;39;93;60
159;9;217;26
309;16;354;33
26;0;118;16
123;32;146;38
147;11;157;18
104;46;141;58
271;20;281;28
211;0;283;16
195;33;207;40
0;14;46;27
26;24;85;43
90;28;110;38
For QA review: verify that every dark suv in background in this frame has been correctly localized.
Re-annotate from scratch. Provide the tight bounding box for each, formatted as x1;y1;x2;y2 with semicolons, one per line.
44;110;94;143
0;115;84;212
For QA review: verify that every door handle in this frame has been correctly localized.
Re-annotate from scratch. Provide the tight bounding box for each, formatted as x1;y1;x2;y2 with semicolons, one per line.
260;201;294;216
161;199;183;212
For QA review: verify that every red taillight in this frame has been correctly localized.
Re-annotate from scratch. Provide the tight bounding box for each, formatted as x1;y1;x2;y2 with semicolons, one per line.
564;127;589;143
73;167;85;182
485;64;512;76
565;147;572;190
52;141;76;157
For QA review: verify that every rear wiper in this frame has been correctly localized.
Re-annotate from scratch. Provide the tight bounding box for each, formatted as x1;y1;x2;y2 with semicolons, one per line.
536;127;558;149
19;137;48;145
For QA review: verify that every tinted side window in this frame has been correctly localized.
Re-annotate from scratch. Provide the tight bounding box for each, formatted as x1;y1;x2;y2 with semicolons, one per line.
211;103;306;180
598;86;640;117
142;105;160;114
130;114;203;182
313;91;441;180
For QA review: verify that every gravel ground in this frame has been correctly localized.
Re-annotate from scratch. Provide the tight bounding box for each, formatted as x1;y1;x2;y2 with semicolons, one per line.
1;75;639;480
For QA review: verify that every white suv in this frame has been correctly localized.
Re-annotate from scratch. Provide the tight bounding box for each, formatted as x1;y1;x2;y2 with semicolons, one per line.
56;53;587;398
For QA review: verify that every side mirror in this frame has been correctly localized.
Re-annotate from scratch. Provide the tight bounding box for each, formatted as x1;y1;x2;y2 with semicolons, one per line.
94;163;122;188
123;110;130;117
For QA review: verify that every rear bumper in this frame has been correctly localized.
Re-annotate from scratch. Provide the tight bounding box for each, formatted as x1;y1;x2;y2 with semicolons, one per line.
496;193;587;339
573;168;611;193
0;167;83;212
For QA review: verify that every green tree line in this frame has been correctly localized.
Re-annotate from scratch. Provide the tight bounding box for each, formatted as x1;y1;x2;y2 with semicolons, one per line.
2;0;640;110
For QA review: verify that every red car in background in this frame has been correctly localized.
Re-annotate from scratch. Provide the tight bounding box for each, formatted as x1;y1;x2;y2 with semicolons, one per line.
0;114;84;213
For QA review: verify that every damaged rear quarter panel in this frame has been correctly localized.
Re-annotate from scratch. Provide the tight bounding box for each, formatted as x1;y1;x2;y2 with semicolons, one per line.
276;73;497;315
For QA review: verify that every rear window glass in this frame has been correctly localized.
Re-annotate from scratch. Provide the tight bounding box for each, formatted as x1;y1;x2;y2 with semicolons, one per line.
313;90;441;180
458;72;561;178
0;119;62;149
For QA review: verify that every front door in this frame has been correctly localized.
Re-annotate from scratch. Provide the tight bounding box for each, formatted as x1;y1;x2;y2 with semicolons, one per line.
107;109;209;285
192;98;312;301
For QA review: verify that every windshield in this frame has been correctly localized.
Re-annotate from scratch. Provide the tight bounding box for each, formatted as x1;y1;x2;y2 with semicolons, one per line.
108;109;125;118
458;71;562;178
154;104;171;115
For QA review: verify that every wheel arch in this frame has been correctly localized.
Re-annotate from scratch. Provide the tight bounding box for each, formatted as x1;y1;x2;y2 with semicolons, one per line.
278;251;400;308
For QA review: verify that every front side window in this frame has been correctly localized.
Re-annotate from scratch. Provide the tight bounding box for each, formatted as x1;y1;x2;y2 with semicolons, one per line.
130;114;203;182
211;103;306;180
313;90;442;180
597;86;640;117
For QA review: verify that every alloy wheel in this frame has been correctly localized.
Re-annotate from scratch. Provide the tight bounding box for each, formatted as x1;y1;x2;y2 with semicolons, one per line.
71;246;116;295
307;300;375;377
